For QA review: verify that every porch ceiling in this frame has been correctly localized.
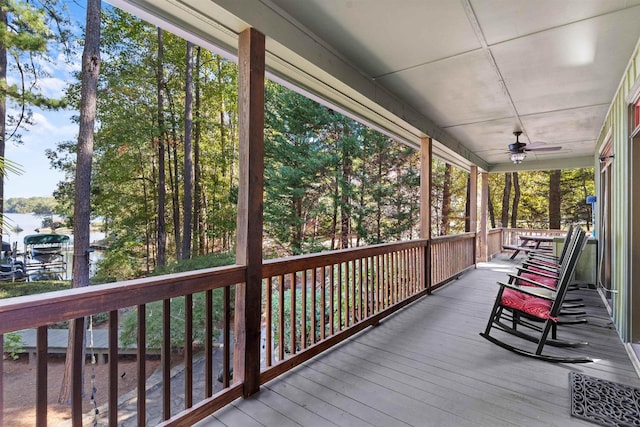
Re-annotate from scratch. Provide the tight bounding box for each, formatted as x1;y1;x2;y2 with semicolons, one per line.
108;0;640;172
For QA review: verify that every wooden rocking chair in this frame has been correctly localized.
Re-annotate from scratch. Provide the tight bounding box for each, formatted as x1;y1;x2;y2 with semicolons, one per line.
480;228;591;363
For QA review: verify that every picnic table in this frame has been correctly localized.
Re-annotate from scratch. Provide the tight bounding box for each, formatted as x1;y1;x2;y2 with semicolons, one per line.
504;235;554;259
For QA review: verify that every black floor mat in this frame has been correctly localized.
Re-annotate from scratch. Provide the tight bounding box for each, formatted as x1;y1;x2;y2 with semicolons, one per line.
570;372;640;426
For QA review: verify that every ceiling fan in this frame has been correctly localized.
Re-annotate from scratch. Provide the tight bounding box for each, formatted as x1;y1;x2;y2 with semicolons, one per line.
508;131;562;164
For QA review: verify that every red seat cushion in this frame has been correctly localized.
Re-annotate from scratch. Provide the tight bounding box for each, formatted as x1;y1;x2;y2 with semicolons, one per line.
500;288;556;321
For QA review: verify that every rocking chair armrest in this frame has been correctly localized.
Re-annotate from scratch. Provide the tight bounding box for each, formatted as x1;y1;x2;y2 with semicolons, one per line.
522;259;561;271
497;280;557;301
527;254;560;263
516;262;559;277
515;266;558;280
506;273;557;291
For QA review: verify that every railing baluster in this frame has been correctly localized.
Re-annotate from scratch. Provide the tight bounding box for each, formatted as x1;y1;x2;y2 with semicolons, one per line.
266;277;273;367
278;275;285;362
36;326;47;427
205;290;213;398
301;269;307;349
289;272;296;355
338;263;343;330
320;266;326;341
137;305;146;427
350;259;356;325
162;298;171;420
185;293;193;409
72;317;85;427
330;265;335;335
311;268;317;344
363;257;369;318
109;310;118;427
223;286;231;388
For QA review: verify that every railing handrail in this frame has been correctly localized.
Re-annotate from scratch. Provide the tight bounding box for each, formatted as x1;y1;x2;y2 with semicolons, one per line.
262;239;428;277
0;265;246;334
431;232;476;242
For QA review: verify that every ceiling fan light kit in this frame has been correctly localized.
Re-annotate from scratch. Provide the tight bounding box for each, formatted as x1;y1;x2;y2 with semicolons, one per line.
510;151;526;164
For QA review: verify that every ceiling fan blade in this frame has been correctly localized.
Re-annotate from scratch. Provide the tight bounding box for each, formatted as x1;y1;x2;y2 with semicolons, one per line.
527;141;553;149
525;146;562;152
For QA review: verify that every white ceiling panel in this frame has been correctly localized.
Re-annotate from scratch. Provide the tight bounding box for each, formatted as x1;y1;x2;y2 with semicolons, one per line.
472;0;640;45
377;49;513;128
492;7;640;115
267;0;481;77
520;105;610;145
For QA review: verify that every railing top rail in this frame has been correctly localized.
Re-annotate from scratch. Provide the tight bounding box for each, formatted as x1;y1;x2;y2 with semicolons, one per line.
0;265;245;334
262;239;428;277
430;232;476;242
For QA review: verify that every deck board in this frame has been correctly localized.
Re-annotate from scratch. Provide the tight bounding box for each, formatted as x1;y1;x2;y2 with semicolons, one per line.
202;255;640;426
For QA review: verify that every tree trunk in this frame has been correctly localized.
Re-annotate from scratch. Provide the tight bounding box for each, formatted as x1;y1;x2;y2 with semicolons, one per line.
193;46;204;256
156;27;167;266
59;0;101;404
340;140;352;249
182;41;194;259
511;172;520;228
549;169;561;229
330;171;339;250
501;172;511;227
440;163;452;235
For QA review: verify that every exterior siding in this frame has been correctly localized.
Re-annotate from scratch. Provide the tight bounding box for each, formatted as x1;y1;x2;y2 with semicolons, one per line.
596;38;640;342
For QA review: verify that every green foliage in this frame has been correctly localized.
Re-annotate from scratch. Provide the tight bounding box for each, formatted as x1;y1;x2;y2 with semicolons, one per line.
119;290;225;350
3;332;25;360
152;252;235;275
488;168;595;228
270;287;325;354
90;244;146;284
0;0;72;144
0;280;70;299
4;197;57;214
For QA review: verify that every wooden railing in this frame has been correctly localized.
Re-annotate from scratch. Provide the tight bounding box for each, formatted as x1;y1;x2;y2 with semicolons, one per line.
487;229;503;259
0;267;244;427
260;240;429;383
0;237;478;426
430;233;476;287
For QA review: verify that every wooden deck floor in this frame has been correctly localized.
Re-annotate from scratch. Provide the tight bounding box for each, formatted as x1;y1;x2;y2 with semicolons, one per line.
197;255;640;427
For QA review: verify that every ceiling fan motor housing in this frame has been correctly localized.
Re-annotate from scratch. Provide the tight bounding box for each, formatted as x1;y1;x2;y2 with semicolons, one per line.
509;142;526;152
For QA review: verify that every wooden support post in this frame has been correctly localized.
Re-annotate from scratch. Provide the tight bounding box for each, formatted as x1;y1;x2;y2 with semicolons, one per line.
469;166;478;234
233;27;265;398
420;137;432;292
479;172;489;262
469;166;478;265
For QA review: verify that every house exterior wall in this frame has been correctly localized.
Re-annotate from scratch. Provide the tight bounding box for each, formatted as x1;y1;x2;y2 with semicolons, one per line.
596;37;640;342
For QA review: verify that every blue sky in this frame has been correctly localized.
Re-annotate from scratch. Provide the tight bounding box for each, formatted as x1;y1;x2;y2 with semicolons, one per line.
4;1;86;199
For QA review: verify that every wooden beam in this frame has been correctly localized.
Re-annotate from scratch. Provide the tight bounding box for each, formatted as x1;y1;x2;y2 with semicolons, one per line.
233;27;265;398
469;166;478;234
479;172;489;262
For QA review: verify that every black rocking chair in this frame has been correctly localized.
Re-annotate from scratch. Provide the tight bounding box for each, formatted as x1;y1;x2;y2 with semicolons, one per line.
480;228;591;363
